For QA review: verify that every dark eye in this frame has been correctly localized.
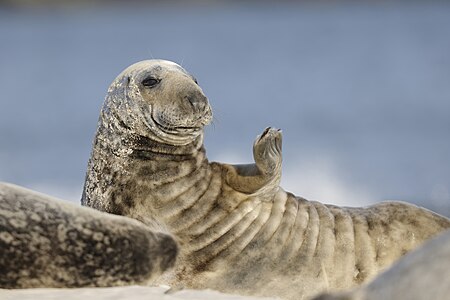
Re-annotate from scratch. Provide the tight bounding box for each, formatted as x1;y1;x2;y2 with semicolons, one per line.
142;77;160;88
192;77;198;85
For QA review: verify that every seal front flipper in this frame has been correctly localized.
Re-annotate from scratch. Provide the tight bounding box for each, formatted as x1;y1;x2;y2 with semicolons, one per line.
224;127;282;195
253;127;282;176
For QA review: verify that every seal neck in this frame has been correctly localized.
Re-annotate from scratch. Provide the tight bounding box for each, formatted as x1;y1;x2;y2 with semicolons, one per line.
127;132;205;159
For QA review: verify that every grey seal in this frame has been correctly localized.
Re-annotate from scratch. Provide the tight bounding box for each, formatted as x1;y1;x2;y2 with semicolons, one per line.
82;59;450;300
0;182;177;288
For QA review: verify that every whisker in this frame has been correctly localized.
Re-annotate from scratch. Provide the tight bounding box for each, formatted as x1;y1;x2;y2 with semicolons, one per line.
148;49;155;60
180;56;185;68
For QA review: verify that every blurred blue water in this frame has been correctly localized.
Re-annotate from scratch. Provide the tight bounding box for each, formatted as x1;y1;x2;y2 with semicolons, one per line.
0;3;449;215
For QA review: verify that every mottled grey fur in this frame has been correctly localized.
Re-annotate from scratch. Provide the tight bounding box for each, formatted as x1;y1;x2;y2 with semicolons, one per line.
82;60;450;300
0;182;177;288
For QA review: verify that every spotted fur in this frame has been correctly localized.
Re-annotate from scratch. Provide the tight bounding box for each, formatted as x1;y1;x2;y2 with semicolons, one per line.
0;182;177;288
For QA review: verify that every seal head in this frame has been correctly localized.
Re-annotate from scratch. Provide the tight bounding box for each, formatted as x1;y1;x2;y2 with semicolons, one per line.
103;60;212;147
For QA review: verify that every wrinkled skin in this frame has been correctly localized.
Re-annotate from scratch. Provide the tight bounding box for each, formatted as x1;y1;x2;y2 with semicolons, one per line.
82;60;450;300
312;229;450;300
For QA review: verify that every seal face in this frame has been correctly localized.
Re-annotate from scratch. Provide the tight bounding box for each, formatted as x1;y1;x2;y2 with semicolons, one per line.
106;60;212;146
82;60;450;300
138;63;211;135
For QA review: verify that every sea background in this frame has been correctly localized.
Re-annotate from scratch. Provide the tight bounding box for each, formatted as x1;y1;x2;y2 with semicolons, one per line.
1;1;449;216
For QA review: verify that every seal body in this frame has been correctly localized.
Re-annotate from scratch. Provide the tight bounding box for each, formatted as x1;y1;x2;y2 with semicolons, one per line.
82;60;450;300
313;229;450;300
0;182;177;288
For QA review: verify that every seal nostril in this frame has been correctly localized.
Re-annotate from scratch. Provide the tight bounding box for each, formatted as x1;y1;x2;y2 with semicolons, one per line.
186;96;196;110
186;94;207;112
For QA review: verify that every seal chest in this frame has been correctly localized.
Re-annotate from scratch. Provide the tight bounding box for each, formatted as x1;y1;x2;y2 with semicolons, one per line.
82;59;450;300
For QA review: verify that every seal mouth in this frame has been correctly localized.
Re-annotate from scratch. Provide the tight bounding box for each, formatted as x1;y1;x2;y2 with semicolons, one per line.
150;113;203;135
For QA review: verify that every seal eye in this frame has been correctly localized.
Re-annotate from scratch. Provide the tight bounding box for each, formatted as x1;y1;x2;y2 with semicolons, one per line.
142;77;160;88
